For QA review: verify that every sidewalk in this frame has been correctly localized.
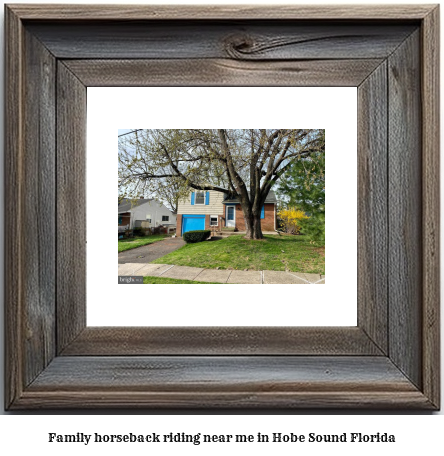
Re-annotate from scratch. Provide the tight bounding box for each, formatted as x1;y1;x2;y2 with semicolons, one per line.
118;263;325;284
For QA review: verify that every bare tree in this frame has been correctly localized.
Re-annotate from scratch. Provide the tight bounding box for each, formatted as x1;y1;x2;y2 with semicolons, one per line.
119;129;324;239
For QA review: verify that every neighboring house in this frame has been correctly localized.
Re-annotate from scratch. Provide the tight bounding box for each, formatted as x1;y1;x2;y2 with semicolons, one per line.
176;190;277;236
118;198;176;229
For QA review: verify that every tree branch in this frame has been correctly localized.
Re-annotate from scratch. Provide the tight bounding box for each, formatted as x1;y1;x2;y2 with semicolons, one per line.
218;129;249;201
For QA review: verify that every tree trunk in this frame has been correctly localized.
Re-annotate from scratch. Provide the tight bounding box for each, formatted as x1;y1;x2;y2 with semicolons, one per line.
243;211;264;240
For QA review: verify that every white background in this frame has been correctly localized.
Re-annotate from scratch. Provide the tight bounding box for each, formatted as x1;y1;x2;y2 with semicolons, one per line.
88;87;357;326
0;0;442;449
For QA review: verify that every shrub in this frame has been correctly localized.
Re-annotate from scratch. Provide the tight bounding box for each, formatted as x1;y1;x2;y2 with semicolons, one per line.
133;227;143;236
277;207;309;234
183;230;211;243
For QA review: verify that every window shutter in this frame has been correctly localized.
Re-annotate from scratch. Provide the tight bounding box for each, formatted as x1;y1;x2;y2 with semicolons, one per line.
191;192;195;205
260;205;265;219
205;191;210;205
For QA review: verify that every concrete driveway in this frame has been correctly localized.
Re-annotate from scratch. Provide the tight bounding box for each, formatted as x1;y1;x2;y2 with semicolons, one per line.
118;237;185;264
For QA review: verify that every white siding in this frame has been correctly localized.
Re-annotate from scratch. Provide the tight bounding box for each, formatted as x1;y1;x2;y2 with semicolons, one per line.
130;201;176;227
178;190;225;215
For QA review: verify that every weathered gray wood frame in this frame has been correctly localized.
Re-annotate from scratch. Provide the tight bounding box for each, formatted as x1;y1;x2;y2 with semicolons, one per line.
5;5;440;409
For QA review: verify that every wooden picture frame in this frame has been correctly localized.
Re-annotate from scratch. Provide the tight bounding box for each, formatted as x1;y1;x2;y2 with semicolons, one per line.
5;4;440;409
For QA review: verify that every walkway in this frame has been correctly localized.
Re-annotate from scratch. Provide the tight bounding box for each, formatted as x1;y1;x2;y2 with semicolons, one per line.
118;263;325;284
118;237;185;264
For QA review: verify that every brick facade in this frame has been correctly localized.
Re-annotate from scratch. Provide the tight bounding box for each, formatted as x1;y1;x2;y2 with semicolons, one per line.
178;204;276;235
118;214;131;227
176;214;211;235
233;203;276;232
261;203;277;231
176;214;182;236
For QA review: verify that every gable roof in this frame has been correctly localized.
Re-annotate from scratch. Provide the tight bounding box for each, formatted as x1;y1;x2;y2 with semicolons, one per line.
118;198;154;213
222;191;277;204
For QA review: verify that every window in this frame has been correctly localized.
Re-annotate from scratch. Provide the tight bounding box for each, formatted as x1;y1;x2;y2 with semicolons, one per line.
210;216;218;226
146;214;151;223
162;215;169;222
195;191;205;205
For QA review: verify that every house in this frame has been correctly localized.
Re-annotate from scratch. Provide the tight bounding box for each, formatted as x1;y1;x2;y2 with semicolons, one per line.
118;198;176;230
176;190;277;236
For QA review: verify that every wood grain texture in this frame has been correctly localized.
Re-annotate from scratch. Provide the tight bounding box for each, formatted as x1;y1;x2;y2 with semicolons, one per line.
61;327;382;356
64;59;384;87
5;5;24;410
56;62;87;353
16;390;433;410
7;4;436;20
27;22;416;60
28;357;418;391
421;6;440;409
357;62;388;354
21;28;57;387
388;31;422;389
13;356;432;409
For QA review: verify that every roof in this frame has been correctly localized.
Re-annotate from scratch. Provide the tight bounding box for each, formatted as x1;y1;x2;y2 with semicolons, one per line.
222;191;277;204
118;198;154;213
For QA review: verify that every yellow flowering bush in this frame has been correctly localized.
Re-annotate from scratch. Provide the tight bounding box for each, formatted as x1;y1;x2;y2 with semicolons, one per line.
278;207;309;234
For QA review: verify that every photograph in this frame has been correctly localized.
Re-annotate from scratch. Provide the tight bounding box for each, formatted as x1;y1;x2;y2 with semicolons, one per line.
118;129;325;285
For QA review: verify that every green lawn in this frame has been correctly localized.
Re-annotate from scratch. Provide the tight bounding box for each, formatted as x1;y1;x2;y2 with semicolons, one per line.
118;234;167;253
152;234;325;274
143;276;222;284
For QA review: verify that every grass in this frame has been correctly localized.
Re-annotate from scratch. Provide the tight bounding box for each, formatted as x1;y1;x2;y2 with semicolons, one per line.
152;234;325;274
118;234;167;253
143;276;222;284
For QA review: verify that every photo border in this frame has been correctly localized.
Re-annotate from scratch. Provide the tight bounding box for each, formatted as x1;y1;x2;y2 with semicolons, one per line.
5;4;440;409
90;88;357;328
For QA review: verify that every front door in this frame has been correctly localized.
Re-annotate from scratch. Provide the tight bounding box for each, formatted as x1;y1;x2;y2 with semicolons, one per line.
226;206;235;227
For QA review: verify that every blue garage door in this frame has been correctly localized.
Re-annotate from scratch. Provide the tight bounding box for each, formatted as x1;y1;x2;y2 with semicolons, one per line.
182;215;205;235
